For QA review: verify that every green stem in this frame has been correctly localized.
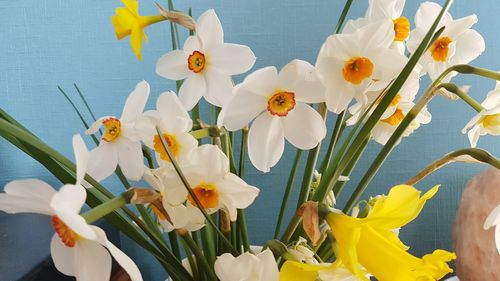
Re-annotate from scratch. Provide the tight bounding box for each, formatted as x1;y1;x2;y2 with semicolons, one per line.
74;83;99;122
440;83;484;112
237;209;250;252
319;112;345;173
200;226;216;267
274;150;303;239
82;190;133;223
334;0;353;33
406;148;500;185
296;103;328;209
179;232;218;281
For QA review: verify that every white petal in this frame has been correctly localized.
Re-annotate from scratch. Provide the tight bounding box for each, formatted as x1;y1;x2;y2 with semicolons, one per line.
117;140;144;181
85;116;109;135
50;184;86;214
215;253;256;281
239;66;279;97
0;179;55;215
183;35;202;54
247;113;285;172
157;91;192;133
444;15;478;38
219;88;266;131
358;20;395;51
73;134;89;185
75;239;112;281
191;144;230;179
178;75;206;110
92;226;143;281
156;50;190;80
87;143;118;182
256;249;280;281
370;48;408;82
279;59;325;103
121;81;150;122
50;234;76;276
204;68;234;107
217;173;260;220
283;103;326;149
324;83;356;114
209;43;256;75
415;2;452;32
467;123;481;148
450;29;485;65
196;9;224;49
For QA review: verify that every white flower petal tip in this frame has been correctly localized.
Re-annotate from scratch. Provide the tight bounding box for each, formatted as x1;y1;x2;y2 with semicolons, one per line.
72;134;89;185
214;249;279;281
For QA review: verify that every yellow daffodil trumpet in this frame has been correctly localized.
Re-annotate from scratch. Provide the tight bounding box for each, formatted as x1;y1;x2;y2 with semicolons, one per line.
111;0;193;60
326;184;456;281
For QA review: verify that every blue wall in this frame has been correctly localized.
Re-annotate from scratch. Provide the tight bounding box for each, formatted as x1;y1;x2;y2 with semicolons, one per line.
1;0;499;280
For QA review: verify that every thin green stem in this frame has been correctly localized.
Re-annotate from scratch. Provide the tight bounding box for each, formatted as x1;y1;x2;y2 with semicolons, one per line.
82;190;133;223
274;150;303;239
74;84;98;122
179;232;218;281
440;83;484;112
319;111;345;173
296;103;328;209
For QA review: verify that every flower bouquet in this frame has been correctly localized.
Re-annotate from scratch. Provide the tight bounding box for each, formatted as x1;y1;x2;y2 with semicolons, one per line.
0;0;499;280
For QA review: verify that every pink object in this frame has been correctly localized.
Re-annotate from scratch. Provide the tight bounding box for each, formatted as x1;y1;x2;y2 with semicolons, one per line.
453;168;500;280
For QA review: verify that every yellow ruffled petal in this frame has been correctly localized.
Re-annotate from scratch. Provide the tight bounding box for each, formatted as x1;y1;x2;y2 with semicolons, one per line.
326;184;455;281
366;184;440;229
130;27;144;61
121;0;139;16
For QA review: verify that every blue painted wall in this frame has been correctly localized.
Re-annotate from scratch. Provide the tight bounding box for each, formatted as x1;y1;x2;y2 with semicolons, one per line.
1;0;499;280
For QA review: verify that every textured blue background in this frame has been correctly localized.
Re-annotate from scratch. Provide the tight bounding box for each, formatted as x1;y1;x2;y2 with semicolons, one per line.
1;0;499;280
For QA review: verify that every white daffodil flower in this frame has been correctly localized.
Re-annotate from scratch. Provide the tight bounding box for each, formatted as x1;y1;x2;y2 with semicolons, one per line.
155;144;259;221
86;80;150;181
214;249;279;281
343;0;410;54
0;135;143;281
156;9;256;110
408;2;485;81
347;70;431;145
316;19;407;114
219;60;327;172
136;91;198;167
462;82;500;147
143;167;206;232
484;204;500;255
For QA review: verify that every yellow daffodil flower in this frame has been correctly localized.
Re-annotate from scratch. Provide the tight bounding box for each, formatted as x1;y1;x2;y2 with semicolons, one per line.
326;184;456;281
111;0;166;60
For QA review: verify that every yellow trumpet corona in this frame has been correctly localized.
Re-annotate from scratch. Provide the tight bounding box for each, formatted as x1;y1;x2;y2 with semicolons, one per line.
111;0;165;60
280;185;456;281
327;184;456;281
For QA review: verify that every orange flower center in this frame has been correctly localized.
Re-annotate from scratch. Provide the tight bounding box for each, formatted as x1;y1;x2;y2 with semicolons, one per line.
389;94;402;107
430;37;453;62
393;16;410;42
52;216;80;248
267;91;296;117
102;117;122;142
188;183;219;209
381;108;405;126
153;133;181;162
342;57;374;85
188;50;206;73
481;113;500;128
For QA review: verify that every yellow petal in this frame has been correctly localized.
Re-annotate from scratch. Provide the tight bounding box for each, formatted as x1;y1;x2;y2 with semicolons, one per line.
121;0;139;16
366;184;440;229
130;27;144;60
280;261;325;281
